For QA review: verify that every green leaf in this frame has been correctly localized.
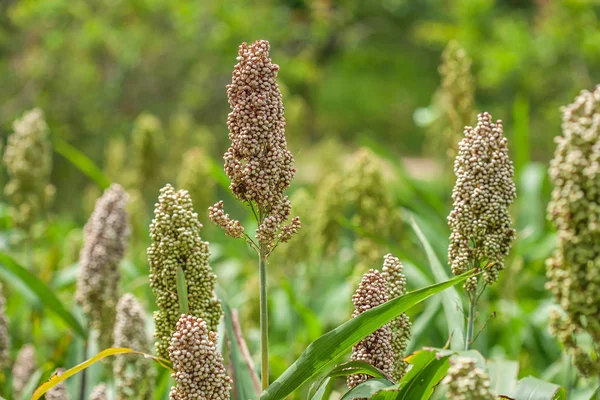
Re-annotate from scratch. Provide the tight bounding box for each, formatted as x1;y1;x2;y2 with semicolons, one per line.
32;347;172;400
0;252;88;339
340;379;395;400
310;377;333;400
408;215;465;350
394;348;452;399
222;301;261;400
511;377;566;400
53;138;111;189
261;271;472;400
488;359;519;396
310;360;392;399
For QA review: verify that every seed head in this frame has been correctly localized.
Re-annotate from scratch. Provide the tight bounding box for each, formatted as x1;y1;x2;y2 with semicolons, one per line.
448;112;516;291
12;344;36;399
0;283;9;370
149;184;222;359
76;184;130;350
442;357;495;400
381;254;411;381
427;41;476;160
114;293;155;399
177;147;214;222
212;40;300;252
3;108;54;229
46;369;70;400
348;269;394;391
546;85;600;376
90;384;107;400
131;112;164;198
168;314;232;399
208;201;245;239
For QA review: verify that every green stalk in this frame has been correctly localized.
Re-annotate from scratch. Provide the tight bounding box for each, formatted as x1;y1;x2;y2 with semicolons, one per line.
259;242;269;390
465;293;476;350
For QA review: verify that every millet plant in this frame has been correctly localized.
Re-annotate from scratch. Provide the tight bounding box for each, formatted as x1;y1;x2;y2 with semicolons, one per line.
2;40;597;400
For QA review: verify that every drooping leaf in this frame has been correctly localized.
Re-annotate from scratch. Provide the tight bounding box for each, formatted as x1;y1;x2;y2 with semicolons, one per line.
488;359;519;396
310;377;333;400
408;215;465;350
511;377;566;400
393;348;452;399
32;348;172;400
310;361;392;399
0;252;87;339
340;379;395;400
53;138;111;189
261;271;472;400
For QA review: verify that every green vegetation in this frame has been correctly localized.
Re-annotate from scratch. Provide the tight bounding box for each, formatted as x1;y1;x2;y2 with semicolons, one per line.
0;2;600;399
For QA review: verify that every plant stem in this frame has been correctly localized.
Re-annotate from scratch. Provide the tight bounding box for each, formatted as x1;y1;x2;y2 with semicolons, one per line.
465;293;476;350
79;338;88;400
259;241;269;391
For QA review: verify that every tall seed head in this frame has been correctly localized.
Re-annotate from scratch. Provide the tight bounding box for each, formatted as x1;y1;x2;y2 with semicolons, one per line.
381;254;411;381
12;344;36;399
210;40;301;252
0;283;9;370
448;112;516;291
3;108;54;229
90;384;107;400
149;184;222;359
347;269;394;391
168;314;232;399
546;84;600;376
176;147;215;222
76;184;130;349
427;41;476;160
442;356;495;400
114;293;154;399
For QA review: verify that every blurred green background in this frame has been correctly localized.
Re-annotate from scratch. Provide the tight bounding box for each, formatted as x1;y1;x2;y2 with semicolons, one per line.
1;0;600;398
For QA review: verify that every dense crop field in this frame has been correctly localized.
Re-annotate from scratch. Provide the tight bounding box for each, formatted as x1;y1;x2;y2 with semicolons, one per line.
0;1;599;399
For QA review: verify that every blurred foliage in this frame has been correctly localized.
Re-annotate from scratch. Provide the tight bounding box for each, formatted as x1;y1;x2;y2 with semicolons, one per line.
0;0;600;399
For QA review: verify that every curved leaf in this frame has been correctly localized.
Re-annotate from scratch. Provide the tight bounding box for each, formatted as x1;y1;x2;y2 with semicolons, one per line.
53;138;111;189
340;379;394;400
32;347;172;400
310;361;392;400
409;215;465;350
511;377;566;400
261;271;472;399
0;252;87;339
395;348;452;399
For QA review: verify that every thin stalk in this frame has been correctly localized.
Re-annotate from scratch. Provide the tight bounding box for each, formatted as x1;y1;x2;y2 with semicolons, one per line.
79;338;88;400
259;242;269;390
465;292;476;350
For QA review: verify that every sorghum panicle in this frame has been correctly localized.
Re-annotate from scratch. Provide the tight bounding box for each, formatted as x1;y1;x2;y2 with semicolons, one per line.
114;293;155;399
210;40;300;251
12;344;36;399
347;269;394;390
131;112;164;197
176;147;215;221
0;283;9;370
90;384;107;400
3;108;55;229
168;314;232;399
448;112;516;291
381;254;411;381
344;149;401;273
75;184;130;349
442;356;495;400
149;184;222;359
427;41;476;160
546;85;600;376
45;369;70;400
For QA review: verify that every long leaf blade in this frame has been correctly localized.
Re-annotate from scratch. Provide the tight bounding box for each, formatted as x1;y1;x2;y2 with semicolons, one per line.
53;138;111;189
261;272;472;399
395;348;451;399
32;347;172;400
340;379;394;400
409;215;465;350
0;252;87;339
